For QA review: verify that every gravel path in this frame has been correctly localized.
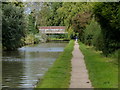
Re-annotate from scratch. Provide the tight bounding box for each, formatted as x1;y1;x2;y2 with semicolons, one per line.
69;41;93;88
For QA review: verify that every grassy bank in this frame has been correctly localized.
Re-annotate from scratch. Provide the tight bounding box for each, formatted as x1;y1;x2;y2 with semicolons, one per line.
79;42;118;88
48;38;70;41
36;40;74;88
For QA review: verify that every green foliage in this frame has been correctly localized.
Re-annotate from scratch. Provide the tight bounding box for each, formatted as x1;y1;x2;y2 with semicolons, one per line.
72;11;91;33
48;34;68;40
27;13;38;34
24;33;40;45
93;2;120;55
45;2;93;39
2;2;26;50
24;34;35;45
83;18;101;47
37;3;51;26
3;2;119;55
47;2;63;26
2;2;40;50
36;2;63;26
37;2;94;41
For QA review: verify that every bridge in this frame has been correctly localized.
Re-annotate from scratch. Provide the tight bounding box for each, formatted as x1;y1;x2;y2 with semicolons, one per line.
39;26;68;34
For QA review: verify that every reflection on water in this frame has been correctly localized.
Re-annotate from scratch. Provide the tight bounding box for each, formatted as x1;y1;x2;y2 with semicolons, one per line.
2;42;68;88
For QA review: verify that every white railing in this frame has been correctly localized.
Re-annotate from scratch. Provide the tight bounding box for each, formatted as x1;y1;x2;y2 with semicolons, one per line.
39;29;68;34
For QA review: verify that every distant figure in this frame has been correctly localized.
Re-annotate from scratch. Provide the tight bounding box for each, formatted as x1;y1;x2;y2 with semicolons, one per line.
75;36;78;42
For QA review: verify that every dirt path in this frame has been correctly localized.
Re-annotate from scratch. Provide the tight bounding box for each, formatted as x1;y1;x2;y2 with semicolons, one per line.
69;41;93;88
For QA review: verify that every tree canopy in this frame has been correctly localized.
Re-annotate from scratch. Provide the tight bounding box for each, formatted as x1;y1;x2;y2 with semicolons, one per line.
2;2;120;56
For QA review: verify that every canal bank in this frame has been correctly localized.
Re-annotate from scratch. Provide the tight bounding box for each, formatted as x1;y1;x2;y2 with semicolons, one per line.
36;40;74;88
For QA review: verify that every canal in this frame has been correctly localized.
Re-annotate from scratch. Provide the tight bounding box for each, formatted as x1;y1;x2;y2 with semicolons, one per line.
2;41;68;88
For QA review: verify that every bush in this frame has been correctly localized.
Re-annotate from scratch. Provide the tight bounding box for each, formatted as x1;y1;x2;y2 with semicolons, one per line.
24;34;40;45
83;18;101;47
24;34;35;45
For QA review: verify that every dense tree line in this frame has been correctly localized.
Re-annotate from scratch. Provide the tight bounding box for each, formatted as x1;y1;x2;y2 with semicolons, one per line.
40;2;120;56
2;2;120;56
93;2;120;56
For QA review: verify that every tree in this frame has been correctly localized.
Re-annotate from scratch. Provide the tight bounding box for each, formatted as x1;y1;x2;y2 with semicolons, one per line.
72;11;92;40
2;2;26;50
27;11;38;34
47;2;63;26
93;2;120;55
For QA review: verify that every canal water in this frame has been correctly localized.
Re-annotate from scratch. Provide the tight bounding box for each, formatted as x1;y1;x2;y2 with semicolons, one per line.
2;41;68;88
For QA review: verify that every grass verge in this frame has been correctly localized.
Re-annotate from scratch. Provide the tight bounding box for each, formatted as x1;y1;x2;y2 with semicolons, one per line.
78;42;118;88
49;38;69;41
35;40;74;88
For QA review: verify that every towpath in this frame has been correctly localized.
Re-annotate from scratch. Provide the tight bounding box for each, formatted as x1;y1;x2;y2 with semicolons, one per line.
69;41;92;88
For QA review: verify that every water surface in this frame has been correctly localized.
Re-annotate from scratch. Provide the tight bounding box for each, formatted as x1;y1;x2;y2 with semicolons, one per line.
2;42;68;88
